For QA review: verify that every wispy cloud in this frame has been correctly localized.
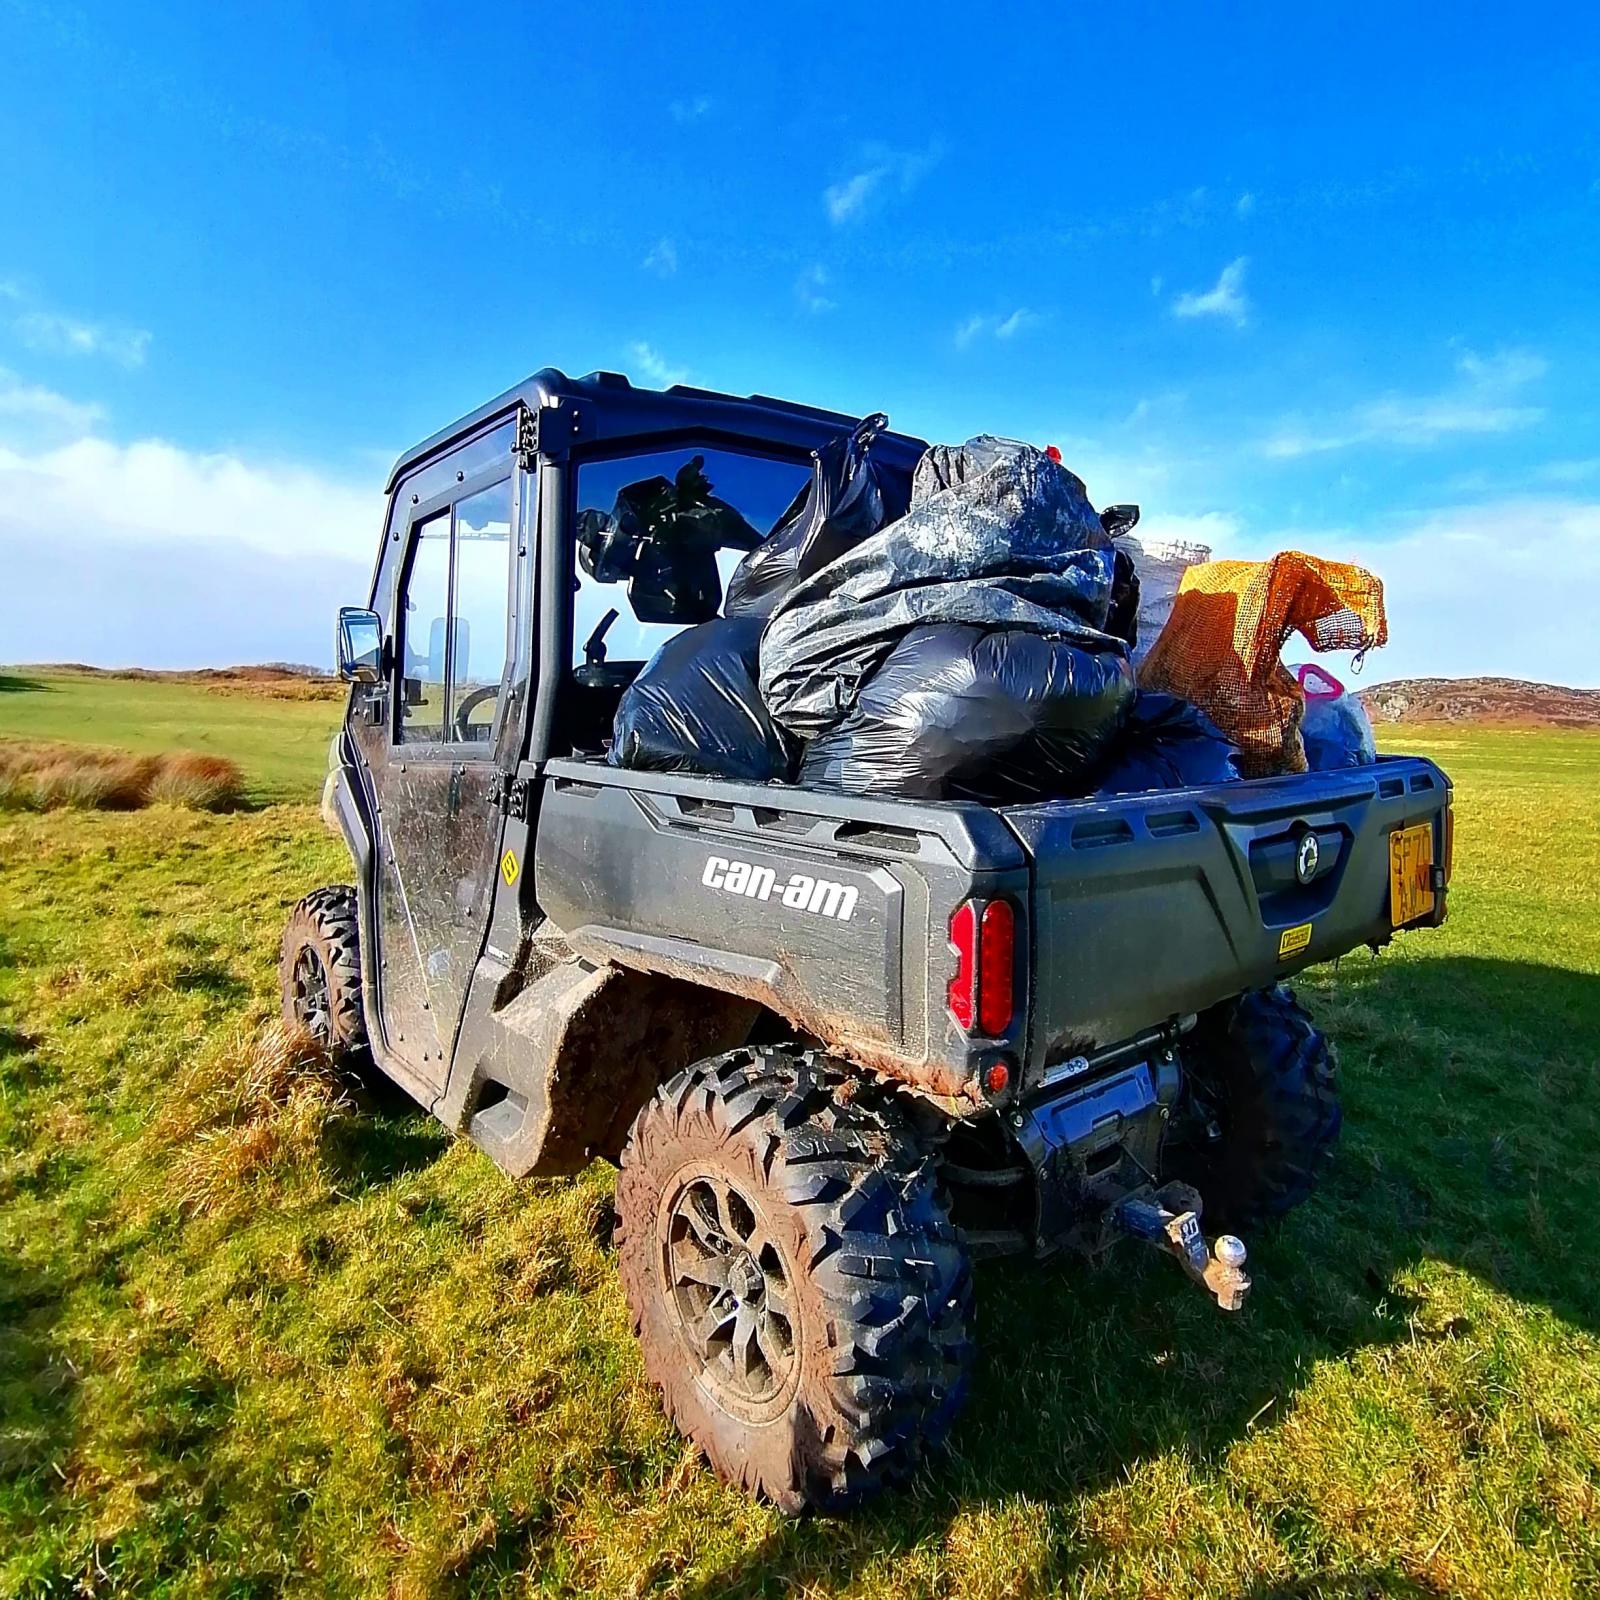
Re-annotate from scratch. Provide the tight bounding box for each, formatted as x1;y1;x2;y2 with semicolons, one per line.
1172;257;1251;327
641;237;678;275
628;340;689;388
1262;347;1548;458
669;95;712;124
954;307;1041;349
0;366;105;435
824;143;941;225
15;309;152;367
795;264;835;314
1235;191;1256;219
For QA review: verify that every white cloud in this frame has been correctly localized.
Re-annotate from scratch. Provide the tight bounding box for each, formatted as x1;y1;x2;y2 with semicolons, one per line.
669;95;712;124
641;237;678;275
0;433;377;561
0;411;379;669
824;144;941;225
1262;346;1547;458
1235;191;1256;218
825;170;880;224
795;264;835;314
0;367;106;436
628;340;689;388
1149;274;1164;298
955;307;1040;349
15;309;152;367
1229;497;1600;687
1172;257;1251;327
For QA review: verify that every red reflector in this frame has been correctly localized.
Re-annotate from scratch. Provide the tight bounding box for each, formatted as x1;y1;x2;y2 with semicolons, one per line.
978;899;1015;1035
947;900;977;1029
1045;444;1063;462
983;1058;1011;1095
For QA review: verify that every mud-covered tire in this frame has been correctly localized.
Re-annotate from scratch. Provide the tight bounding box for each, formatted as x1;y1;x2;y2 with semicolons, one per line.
615;1046;973;1513
1174;984;1340;1228
279;885;368;1061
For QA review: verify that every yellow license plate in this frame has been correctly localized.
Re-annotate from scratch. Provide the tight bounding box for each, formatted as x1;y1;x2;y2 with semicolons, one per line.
1389;822;1435;926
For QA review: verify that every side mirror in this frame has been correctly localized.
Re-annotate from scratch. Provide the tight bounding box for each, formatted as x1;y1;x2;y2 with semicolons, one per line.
337;607;384;684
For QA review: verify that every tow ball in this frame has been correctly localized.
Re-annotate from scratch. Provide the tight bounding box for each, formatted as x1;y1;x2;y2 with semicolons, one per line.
1110;1182;1251;1312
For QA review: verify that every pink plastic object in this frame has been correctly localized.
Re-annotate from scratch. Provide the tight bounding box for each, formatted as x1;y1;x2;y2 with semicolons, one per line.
1295;662;1345;701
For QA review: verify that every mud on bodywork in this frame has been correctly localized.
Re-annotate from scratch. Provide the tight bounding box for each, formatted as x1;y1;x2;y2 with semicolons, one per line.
444;947;761;1177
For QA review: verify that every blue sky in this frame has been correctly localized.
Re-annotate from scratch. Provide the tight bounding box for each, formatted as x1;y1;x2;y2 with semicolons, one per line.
2;0;1598;683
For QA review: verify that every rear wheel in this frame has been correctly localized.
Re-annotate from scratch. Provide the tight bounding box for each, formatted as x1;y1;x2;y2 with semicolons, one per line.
1170;984;1340;1228
279;885;368;1061
615;1046;973;1512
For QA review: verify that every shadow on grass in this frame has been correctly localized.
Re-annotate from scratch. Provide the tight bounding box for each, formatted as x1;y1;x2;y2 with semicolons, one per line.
0;1250;77;1520
465;952;1600;1598
324;1111;452;1193
0;672;48;694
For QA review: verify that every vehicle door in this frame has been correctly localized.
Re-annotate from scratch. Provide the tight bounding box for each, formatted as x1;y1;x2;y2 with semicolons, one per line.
348;446;529;1094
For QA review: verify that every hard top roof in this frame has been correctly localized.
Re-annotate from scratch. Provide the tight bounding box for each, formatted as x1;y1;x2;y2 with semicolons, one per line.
384;367;928;494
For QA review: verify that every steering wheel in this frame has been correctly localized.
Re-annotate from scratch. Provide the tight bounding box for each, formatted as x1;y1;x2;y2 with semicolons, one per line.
453;685;499;740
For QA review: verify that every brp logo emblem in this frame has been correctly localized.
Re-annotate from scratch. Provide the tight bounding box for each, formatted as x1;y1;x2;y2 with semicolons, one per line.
1296;832;1321;884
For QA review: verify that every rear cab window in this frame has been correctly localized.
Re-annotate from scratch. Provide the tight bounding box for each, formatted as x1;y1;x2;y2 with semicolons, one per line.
571;444;812;669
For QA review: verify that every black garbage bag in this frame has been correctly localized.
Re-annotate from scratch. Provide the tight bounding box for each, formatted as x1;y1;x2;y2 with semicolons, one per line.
761;438;1113;736
723;413;911;621
1105;545;1141;652
1091;692;1242;795
798;623;1134;803
578;456;763;626
609;617;792;783
761;436;1118;740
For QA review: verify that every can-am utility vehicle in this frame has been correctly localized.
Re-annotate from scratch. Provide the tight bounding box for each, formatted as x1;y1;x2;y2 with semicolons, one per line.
282;368;1452;1511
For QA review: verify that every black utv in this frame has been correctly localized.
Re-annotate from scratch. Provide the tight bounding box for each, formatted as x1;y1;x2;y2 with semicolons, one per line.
282;368;1452;1512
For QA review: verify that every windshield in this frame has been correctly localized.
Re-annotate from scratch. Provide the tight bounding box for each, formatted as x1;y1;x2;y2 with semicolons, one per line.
572;444;812;664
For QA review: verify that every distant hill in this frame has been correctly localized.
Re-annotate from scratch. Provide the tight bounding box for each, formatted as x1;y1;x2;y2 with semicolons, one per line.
1358;676;1600;728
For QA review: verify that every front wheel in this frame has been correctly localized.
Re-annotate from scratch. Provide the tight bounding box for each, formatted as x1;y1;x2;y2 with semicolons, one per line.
615;1047;973;1513
279;885;368;1061
1169;984;1341;1228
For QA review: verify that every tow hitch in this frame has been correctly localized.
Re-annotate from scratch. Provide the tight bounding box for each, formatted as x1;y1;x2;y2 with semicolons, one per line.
1111;1182;1251;1312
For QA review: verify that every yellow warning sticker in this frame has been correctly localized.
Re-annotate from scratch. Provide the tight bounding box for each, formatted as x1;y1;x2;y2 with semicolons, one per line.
1278;922;1313;958
500;850;520;886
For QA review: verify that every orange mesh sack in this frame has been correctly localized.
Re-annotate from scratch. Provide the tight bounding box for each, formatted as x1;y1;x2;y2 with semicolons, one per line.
1138;552;1387;777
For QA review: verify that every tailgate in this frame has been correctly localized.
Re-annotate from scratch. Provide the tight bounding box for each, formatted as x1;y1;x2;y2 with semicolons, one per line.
1002;756;1451;1082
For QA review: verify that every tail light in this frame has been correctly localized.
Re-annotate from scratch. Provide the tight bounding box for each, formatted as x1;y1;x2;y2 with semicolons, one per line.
947;898;1017;1036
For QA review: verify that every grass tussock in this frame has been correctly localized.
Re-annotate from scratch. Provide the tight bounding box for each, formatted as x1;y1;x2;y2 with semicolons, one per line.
0;740;244;811
164;1021;352;1218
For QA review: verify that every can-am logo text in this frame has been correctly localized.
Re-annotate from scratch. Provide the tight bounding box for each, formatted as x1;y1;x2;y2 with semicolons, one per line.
701;856;859;922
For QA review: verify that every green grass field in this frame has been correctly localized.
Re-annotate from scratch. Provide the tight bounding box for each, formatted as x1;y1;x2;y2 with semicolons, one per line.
0;668;341;805
1;674;1597;1598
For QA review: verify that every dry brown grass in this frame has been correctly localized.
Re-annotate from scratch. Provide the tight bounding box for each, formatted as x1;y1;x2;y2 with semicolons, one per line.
27;661;345;701
166;1020;352;1218
0;740;245;811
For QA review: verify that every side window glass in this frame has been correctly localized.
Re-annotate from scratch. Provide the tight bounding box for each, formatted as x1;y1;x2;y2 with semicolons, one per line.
448;482;513;743
399;512;451;743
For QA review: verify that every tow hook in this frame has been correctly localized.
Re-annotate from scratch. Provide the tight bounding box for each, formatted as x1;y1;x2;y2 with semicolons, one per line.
1110;1183;1251;1312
